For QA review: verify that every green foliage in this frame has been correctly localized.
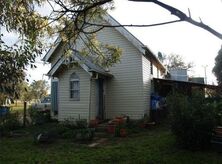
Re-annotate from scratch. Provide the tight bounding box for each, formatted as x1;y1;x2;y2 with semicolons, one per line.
0;93;8;105
0;0;121;99
0;112;22;136
62;118;88;129
28;107;51;125
214;100;222;126
75;128;95;142
114;125;121;137
58;118;94;141
1;123;222;163
162;53;193;70
213;46;222;86
0;0;49;97
167;91;217;149
61;130;77;139
13;80;49;101
16;81;33;102
30;80;49;100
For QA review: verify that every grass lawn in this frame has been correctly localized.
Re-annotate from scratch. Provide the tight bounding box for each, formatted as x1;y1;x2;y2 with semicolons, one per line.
0;123;222;164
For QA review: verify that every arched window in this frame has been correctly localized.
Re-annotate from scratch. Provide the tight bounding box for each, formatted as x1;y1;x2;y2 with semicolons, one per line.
70;72;80;100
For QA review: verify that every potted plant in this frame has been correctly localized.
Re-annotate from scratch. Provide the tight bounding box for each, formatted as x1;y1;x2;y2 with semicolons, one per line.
107;123;116;134
89;119;99;128
119;128;127;137
114;124;127;137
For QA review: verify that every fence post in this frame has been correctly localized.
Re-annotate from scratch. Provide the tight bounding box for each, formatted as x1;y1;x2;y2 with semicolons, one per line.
23;101;27;127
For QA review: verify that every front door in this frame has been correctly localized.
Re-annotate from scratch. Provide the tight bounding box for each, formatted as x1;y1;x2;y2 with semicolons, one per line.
51;80;58;115
97;78;104;120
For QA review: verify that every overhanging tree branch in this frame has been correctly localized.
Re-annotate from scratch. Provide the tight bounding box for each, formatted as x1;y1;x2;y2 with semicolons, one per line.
129;0;222;39
85;19;182;28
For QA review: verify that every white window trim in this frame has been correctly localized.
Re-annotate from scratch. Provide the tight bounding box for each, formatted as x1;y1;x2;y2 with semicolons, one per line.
70;73;80;101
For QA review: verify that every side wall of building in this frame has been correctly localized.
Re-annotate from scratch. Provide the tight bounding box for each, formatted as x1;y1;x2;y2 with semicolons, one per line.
96;27;145;119
57;66;91;121
89;79;97;120
142;56;152;116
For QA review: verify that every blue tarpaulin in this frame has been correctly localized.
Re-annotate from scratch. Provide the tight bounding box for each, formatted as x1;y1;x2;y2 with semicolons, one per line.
0;106;10;116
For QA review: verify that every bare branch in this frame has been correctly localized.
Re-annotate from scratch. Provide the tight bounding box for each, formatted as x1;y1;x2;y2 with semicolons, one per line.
82;0;112;12
188;8;191;18
129;0;222;39
85;19;182;28
199;17;203;23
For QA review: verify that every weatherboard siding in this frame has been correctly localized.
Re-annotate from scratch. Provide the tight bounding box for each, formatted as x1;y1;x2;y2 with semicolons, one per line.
152;64;158;78
49;37;86;66
50;44;64;66
96;26;144;119
47;16;165;120
89;79;97;120
57;66;91;121
142;55;152;115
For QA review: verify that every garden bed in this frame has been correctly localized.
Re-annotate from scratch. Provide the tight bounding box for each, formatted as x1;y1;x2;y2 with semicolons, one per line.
1;122;222;163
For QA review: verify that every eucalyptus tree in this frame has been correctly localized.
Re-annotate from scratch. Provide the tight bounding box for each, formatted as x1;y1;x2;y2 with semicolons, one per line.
1;0;221;99
213;46;222;86
0;0;50;97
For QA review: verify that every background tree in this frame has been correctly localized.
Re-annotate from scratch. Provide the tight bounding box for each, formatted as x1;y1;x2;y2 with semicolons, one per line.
160;53;193;70
30;80;49;100
16;82;33;102
212;46;222;86
0;0;50;98
1;0;222;99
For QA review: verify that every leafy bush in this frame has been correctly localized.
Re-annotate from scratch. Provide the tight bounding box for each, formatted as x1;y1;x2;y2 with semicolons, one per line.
62;118;87;129
215;101;222;126
75;128;95;141
56;119;94;141
0;112;22;136
61;130;77;139
28;107;51;125
167;91;217;149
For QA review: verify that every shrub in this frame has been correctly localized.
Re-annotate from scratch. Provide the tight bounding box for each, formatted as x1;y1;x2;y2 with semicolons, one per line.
58;119;94;141
76;128;95;141
61;130;77;139
28;107;51;125
215;101;222;126
0;112;22;136
62;118;87;129
167;91;217;149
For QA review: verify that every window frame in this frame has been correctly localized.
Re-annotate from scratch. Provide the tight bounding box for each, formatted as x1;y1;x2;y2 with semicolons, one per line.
70;73;80;101
150;62;153;75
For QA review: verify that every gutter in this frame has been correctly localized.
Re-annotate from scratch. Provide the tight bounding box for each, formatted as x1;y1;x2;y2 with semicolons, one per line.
143;46;166;73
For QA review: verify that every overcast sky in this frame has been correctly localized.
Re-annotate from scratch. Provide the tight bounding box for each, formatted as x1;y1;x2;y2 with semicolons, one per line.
110;0;222;84
24;0;222;84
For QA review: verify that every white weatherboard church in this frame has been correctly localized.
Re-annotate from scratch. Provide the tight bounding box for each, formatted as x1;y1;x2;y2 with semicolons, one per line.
43;14;165;121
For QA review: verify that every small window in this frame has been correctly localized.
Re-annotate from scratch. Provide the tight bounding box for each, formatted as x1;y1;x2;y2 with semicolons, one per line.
150;62;153;75
70;73;80;101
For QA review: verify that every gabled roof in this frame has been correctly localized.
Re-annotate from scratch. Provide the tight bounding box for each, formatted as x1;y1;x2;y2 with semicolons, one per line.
99;14;165;72
47;50;112;77
42;37;61;62
43;13;165;72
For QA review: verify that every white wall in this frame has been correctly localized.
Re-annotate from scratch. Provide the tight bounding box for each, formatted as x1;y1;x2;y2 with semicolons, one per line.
142;56;152;116
96;26;145;119
57;66;91;121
